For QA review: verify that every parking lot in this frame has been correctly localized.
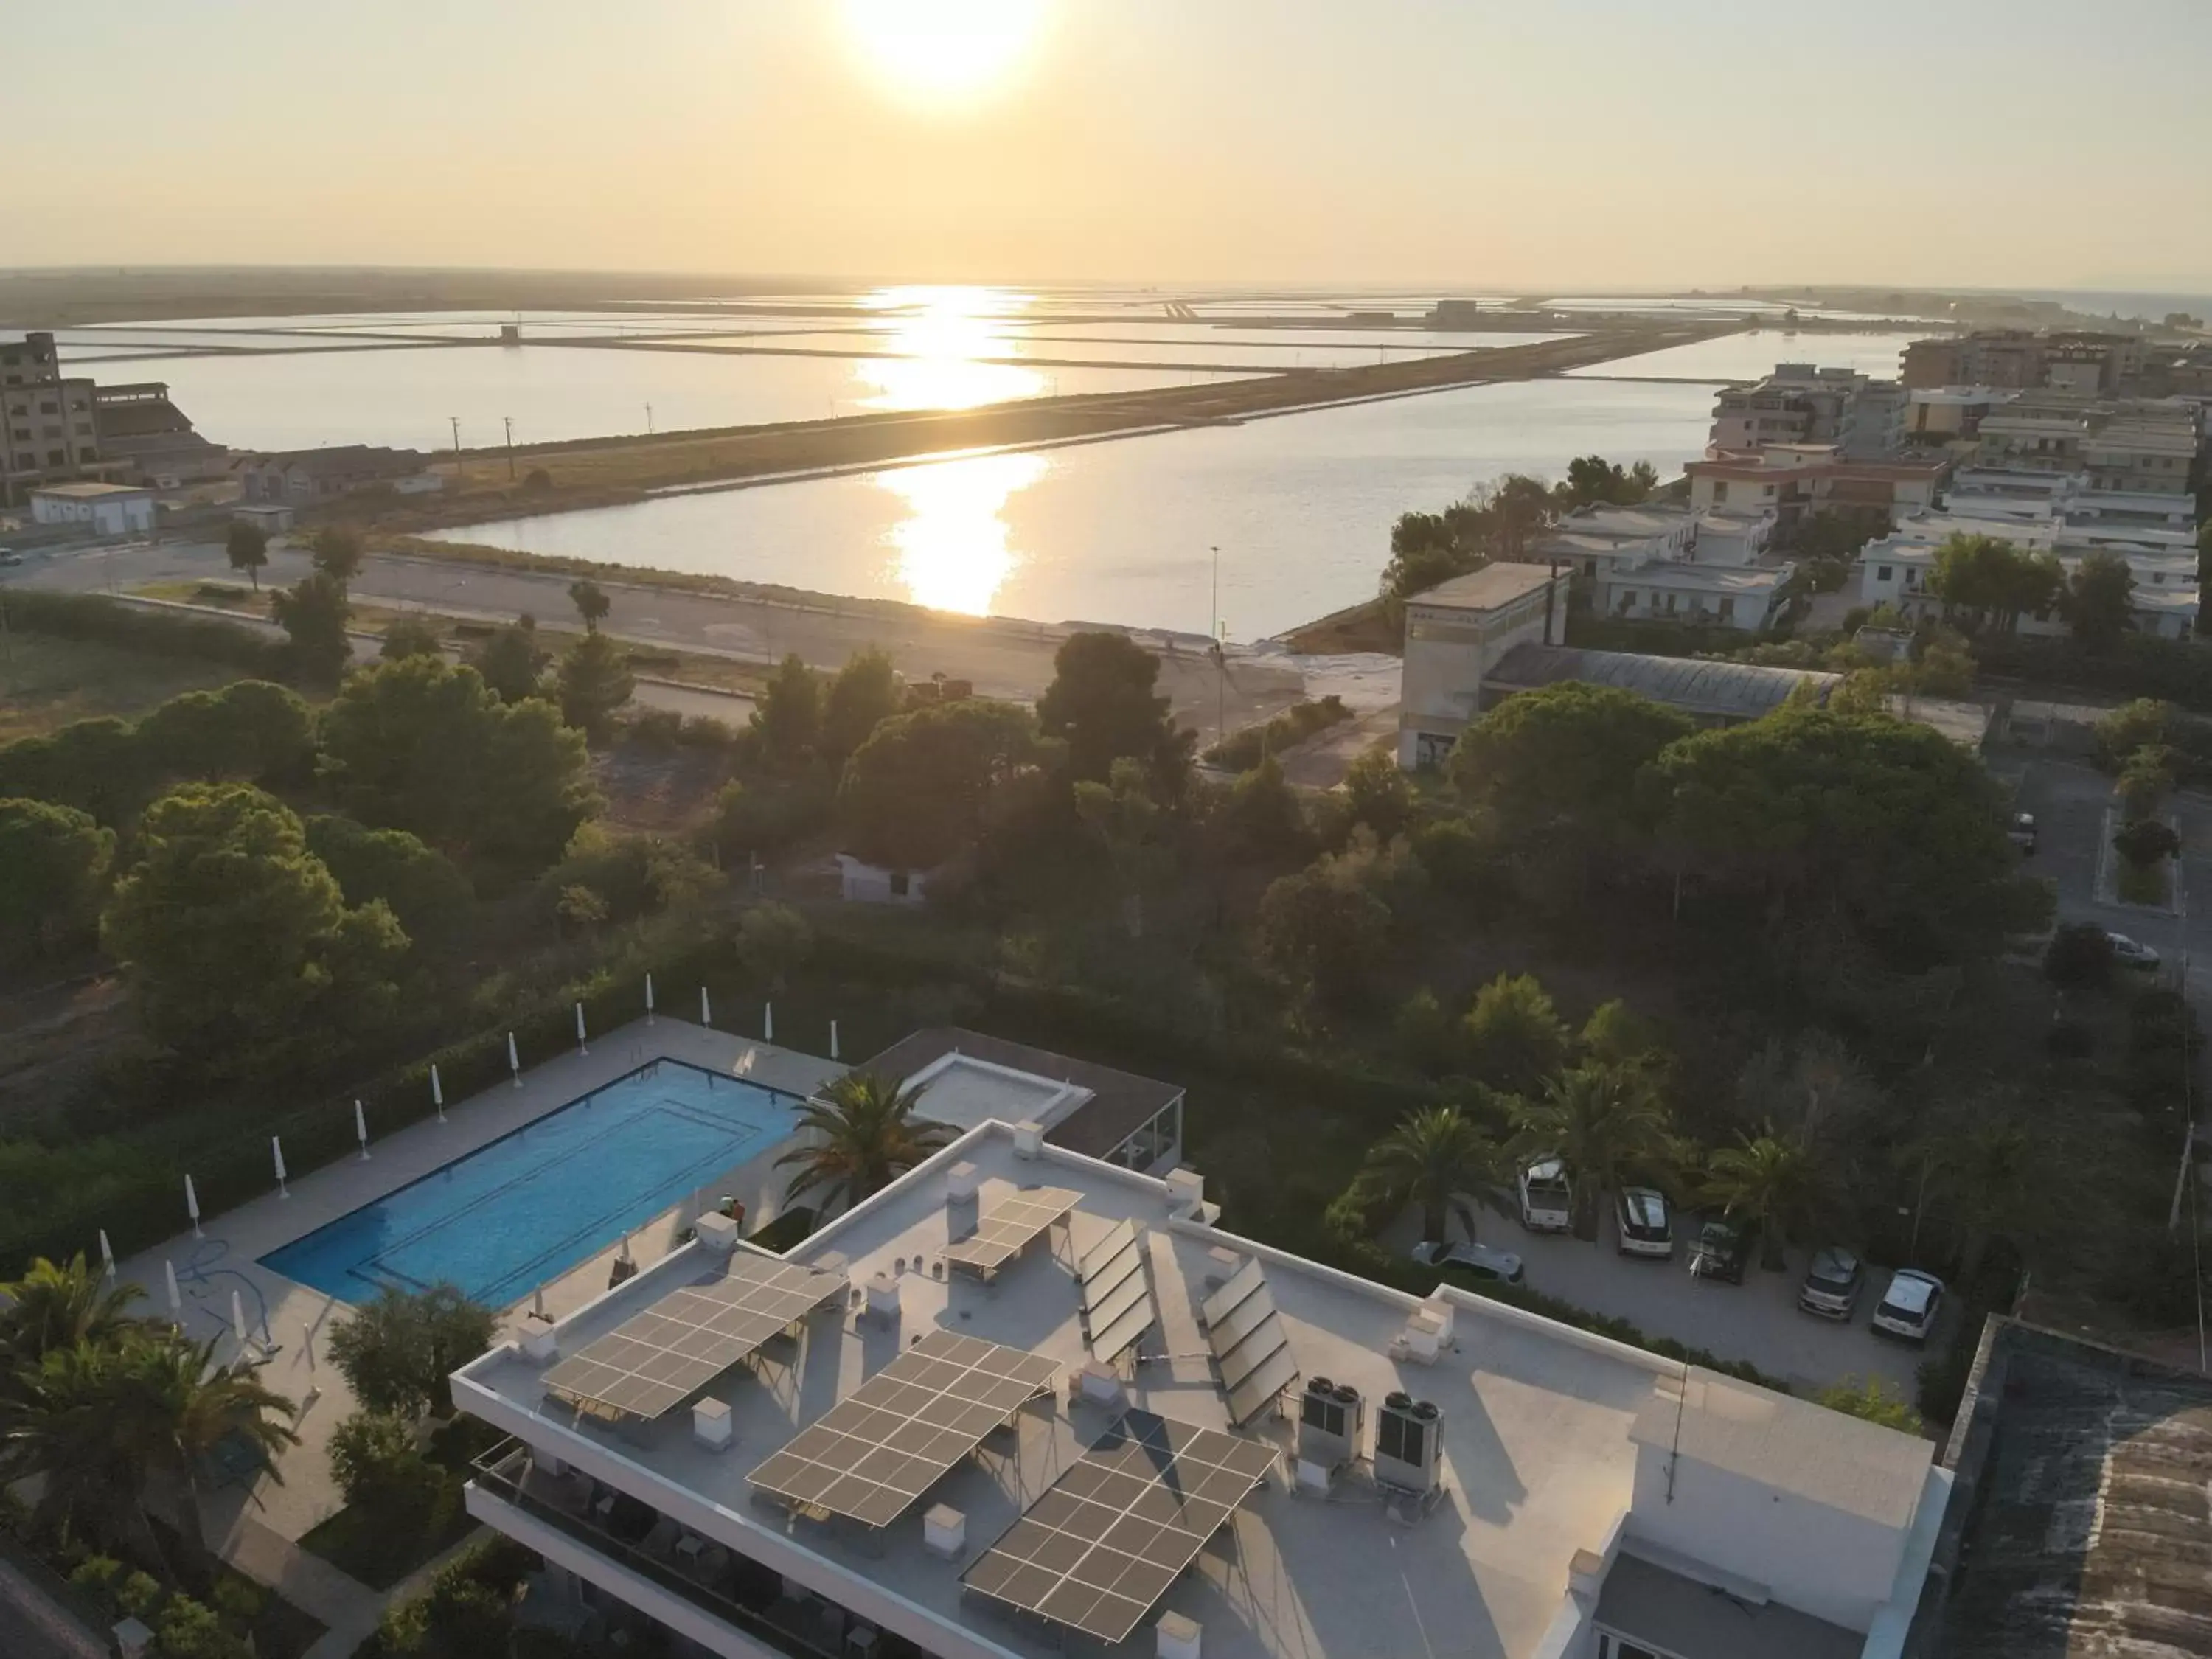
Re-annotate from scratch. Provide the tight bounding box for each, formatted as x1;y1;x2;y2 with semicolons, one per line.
1388;1206;1938;1397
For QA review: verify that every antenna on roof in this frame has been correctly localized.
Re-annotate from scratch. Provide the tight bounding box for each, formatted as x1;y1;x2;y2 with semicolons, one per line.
1665;1368;1689;1503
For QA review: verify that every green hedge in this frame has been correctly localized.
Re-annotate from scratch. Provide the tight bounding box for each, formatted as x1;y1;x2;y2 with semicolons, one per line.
1973;631;2212;714
0;588;296;681
1203;695;1350;770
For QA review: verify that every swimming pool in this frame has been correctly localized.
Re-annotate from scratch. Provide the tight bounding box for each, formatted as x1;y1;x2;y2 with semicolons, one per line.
261;1060;804;1306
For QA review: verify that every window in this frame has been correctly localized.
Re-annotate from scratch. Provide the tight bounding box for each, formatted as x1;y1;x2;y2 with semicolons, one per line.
1719;598;1736;622
888;869;911;898
1711;481;1728;504
1597;1639;1663;1659
1877;565;1893;581
46;450;64;466
37;400;56;414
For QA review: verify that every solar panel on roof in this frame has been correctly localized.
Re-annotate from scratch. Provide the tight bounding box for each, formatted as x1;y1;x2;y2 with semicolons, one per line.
1217;1323;1288;1393
1225;1342;1300;1428
746;1328;1059;1527
1077;1217;1157;1365
944;1186;1082;1278
542;1255;846;1422
963;1411;1276;1644
1204;1281;1277;1357
1198;1256;1262;1329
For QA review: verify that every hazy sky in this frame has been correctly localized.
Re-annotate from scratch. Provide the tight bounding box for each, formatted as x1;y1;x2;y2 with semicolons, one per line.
16;0;2212;291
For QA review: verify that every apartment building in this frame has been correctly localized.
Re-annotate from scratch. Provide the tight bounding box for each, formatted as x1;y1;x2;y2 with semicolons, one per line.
237;444;440;504
1397;562;1567;769
0;332;110;505
1708;364;1905;459
1901;387;2011;442
1855;509;2199;639
1686;447;1950;524
451;1102;1950;1659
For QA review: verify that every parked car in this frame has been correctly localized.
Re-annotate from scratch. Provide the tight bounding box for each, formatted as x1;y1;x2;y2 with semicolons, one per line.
1409;1239;1526;1285
2007;812;2037;855
1796;1246;1865;1319
0;551;22;566
1870;1269;1945;1343
2106;932;2160;971
1615;1187;1672;1259
1517;1158;1573;1233
1686;1219;1747;1284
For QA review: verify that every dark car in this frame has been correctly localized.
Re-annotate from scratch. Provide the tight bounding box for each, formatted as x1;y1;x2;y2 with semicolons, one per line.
1687;1219;1747;1284
2007;813;2037;855
1797;1245;1865;1319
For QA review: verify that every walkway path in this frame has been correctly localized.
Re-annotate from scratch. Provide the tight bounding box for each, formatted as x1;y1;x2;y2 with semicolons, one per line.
206;1502;492;1659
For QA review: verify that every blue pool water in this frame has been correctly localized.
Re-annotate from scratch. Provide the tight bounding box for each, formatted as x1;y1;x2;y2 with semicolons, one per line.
261;1060;803;1306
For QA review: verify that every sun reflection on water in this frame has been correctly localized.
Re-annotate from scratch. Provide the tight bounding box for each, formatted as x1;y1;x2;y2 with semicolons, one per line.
849;285;1043;411
874;451;1048;616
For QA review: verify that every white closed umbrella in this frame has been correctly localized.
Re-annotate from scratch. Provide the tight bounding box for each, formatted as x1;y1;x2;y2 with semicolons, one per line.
232;1290;248;1348
272;1136;288;1197
431;1064;445;1121
98;1229;114;1279
700;986;712;1027
354;1099;371;1161
830;1019;840;1062
764;1001;773;1043
164;1259;181;1320
644;973;655;1024
575;1001;588;1055
185;1174;201;1239
508;1031;521;1086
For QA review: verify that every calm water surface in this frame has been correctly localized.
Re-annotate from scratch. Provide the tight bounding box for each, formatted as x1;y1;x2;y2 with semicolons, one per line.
432;377;1719;639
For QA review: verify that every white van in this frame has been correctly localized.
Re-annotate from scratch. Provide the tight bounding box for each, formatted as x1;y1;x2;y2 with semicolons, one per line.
1517;1158;1573;1232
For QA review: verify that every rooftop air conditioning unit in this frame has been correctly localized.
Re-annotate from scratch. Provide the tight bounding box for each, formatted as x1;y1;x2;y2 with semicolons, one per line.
1372;1392;1443;1498
1296;1377;1362;1475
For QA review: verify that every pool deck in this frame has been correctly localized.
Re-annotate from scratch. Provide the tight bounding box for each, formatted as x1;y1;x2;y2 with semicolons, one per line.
109;1017;841;1546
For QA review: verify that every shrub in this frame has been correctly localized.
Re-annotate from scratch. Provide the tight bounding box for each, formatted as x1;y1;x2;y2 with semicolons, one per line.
329;1411;439;1514
0;588;295;680
2044;921;2115;990
676;714;738;750
1203;696;1349;771
1818;1374;1922;1433
625;707;685;751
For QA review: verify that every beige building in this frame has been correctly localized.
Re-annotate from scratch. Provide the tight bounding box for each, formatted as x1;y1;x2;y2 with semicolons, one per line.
1;333;111;506
1397;563;1568;769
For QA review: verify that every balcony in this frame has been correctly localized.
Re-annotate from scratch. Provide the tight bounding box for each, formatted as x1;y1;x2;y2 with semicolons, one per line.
471;1439;882;1659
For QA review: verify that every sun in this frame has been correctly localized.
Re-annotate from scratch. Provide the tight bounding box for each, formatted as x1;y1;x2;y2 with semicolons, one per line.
841;0;1049;105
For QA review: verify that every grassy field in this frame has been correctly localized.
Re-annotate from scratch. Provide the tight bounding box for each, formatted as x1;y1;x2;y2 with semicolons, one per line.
0;629;240;741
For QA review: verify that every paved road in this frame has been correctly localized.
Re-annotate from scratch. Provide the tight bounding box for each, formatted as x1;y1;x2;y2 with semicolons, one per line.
2;537;1308;740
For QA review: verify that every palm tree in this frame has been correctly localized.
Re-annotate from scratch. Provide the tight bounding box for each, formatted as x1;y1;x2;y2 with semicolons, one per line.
1910;1107;2053;1285
1703;1127;1834;1270
0;1254;145;1371
1360;1105;1513;1245
1509;1062;1674;1239
776;1072;954;1215
2;1329;298;1578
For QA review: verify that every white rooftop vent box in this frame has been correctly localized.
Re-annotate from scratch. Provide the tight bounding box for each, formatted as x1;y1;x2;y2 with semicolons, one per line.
694;1211;740;1253
1013;1120;1045;1158
946;1161;981;1203
1373;1392;1444;1497
692;1396;733;1452
1164;1168;1206;1216
1157;1610;1202;1659
1079;1360;1127;1408
1297;1376;1363;1474
924;1504;966;1559
866;1270;901;1319
519;1313;558;1364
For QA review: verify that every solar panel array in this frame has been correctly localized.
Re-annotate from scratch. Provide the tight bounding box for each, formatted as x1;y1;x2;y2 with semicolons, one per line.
542;1255;846;1422
944;1185;1082;1279
1202;1257;1299;1428
963;1411;1276;1644
1077;1218;1157;1364
747;1329;1060;1527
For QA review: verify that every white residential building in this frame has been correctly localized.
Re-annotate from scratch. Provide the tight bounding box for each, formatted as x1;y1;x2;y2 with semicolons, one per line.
1855;512;2198;640
1597;561;1792;631
27;480;156;537
1527;504;1790;631
451;1105;1950;1659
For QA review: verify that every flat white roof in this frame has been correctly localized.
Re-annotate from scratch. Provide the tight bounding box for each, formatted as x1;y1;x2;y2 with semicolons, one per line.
1411;562;1559;612
460;1124;1683;1659
1610;563;1788;594
1632;1371;1930;1531
29;481;150;499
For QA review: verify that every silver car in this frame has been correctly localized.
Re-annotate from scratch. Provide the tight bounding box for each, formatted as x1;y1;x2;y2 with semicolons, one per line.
1615;1187;1672;1259
1797;1246;1864;1319
1409;1239;1526;1285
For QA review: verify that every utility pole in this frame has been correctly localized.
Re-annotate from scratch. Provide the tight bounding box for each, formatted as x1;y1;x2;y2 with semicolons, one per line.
645;403;655;435
449;416;462;469
1211;544;1225;745
503;415;516;481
